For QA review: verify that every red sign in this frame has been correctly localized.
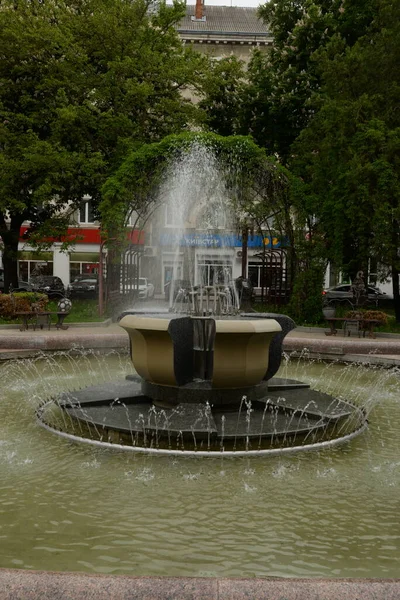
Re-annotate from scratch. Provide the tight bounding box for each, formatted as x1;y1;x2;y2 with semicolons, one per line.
19;226;145;245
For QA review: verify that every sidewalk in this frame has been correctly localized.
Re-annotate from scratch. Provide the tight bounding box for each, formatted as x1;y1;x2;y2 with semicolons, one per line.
1;321;400;365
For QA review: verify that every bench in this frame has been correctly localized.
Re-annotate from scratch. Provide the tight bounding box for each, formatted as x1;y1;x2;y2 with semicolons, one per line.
325;317;380;338
15;311;69;331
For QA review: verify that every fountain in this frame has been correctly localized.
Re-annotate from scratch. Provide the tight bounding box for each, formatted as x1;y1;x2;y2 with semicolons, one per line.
0;138;396;581
36;141;367;455
35;307;366;455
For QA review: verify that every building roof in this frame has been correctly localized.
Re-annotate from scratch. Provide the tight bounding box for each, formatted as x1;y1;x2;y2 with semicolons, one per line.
176;6;271;43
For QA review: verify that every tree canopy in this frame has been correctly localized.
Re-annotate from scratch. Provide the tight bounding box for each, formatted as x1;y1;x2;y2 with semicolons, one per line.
291;0;400;316
198;0;400;321
100;131;292;241
200;0;376;162
0;0;205;291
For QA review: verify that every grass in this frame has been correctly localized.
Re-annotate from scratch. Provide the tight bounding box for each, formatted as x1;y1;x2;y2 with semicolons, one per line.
374;315;400;334
48;299;105;323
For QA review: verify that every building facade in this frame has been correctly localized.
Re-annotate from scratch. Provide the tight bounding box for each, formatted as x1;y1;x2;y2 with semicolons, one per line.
176;5;272;63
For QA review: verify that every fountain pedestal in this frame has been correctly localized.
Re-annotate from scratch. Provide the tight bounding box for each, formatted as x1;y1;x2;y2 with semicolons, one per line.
119;314;282;406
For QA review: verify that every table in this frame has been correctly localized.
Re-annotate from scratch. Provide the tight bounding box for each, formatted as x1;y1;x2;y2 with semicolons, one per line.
15;311;69;331
325;317;380;338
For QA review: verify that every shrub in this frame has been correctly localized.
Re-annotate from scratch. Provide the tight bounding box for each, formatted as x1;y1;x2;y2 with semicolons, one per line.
344;309;388;325
0;292;48;318
288;265;325;324
360;310;388;325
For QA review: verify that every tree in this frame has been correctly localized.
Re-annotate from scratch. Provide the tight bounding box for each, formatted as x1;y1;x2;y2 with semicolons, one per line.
241;0;376;161
292;0;400;318
198;56;246;137
100;131;292;243
0;0;205;291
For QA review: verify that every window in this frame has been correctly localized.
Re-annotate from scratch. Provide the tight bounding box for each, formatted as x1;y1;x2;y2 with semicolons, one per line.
197;203;227;230
79;200;95;224
248;253;284;289
197;257;233;286
19;260;53;280
70;262;99;280
248;263;264;289
165;203;180;227
126;210;140;227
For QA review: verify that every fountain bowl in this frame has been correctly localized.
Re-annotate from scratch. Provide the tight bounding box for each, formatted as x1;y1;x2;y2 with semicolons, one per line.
36;312;368;456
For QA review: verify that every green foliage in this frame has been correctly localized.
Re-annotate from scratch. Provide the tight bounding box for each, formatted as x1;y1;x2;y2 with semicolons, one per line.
291;0;400;317
238;0;377;160
100;132;291;239
198;56;247;136
288;263;325;323
0;0;205;290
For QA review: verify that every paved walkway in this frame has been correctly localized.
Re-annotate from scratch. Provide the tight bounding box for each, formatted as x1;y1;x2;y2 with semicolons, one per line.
0;570;399;600
1;321;400;364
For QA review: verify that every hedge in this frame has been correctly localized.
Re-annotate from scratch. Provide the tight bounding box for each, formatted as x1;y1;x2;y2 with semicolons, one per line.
0;292;48;318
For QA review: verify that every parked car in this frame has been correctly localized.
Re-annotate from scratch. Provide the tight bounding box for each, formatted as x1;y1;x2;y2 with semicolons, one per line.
12;280;34;292
323;284;392;307
68;275;98;299
120;277;155;300
0;269;33;293
137;278;154;300
30;275;65;299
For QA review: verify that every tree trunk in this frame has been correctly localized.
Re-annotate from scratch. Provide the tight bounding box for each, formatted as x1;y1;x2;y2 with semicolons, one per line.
0;219;21;293
391;219;400;322
392;265;400;322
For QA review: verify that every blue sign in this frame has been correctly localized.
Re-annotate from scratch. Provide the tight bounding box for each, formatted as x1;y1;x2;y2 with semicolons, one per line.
159;233;284;248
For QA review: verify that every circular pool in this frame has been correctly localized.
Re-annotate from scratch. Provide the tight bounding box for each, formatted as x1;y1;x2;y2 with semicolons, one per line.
0;352;399;578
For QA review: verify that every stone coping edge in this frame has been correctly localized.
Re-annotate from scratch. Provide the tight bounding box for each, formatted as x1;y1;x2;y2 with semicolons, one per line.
284;337;400;356
0;318;112;330
296;325;400;339
0;570;399;600
0;333;128;350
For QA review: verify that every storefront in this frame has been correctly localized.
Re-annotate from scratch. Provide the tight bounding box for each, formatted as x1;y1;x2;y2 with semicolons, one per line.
0;224;144;288
157;232;287;294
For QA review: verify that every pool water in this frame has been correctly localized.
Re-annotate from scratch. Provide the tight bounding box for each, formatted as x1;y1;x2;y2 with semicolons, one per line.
0;352;399;578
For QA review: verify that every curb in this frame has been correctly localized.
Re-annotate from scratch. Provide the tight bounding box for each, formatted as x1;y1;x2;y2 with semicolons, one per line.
0;570;399;600
284;336;400;357
0;318;112;330
296;325;400;339
0;332;128;351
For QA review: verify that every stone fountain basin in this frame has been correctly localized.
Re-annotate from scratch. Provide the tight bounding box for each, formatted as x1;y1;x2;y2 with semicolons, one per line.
119;314;282;389
55;377;355;444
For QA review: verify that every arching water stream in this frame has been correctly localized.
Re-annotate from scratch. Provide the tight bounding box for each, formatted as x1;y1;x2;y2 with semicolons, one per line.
0;352;399;578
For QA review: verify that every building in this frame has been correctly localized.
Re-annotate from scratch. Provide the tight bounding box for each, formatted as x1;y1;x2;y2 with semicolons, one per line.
0;199;144;289
139;189;289;302
176;3;272;62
